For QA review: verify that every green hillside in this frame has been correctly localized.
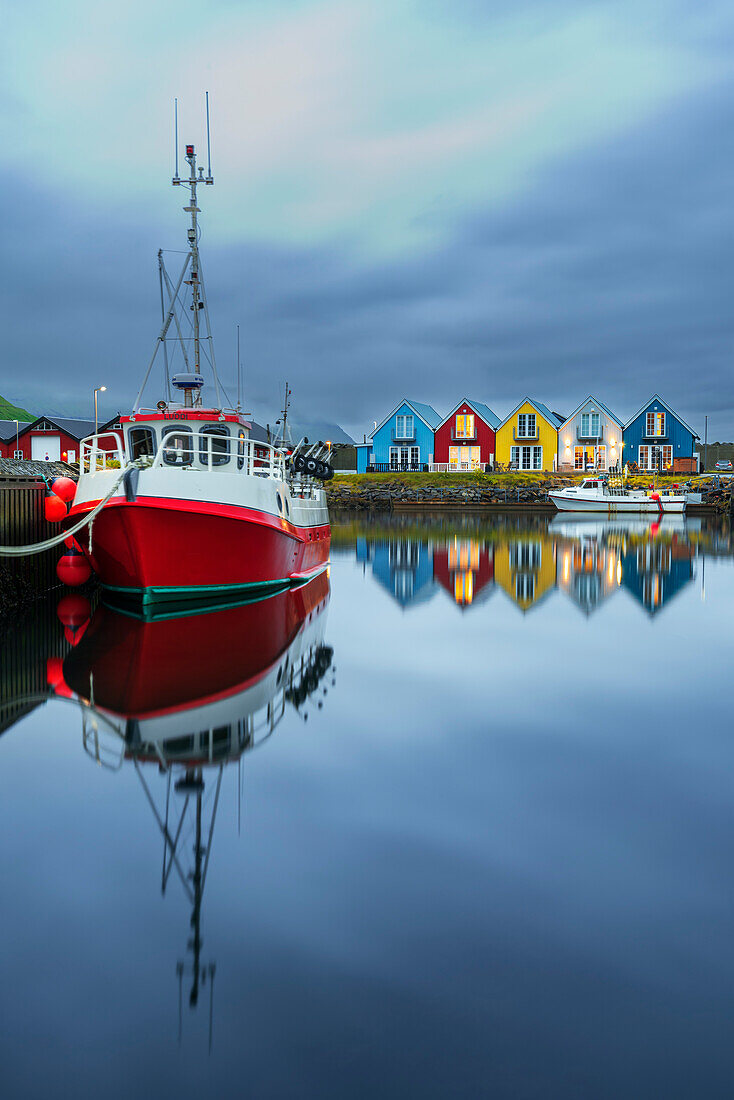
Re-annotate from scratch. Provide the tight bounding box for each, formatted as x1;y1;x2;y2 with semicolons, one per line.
0;393;34;421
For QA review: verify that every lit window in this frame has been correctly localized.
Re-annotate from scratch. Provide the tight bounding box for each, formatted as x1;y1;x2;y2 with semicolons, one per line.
455;413;474;438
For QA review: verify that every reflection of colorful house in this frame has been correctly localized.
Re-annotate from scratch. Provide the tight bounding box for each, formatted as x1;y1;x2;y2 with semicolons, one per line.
555;532;622;615
356;399;441;473
494;535;556;612
556;396;623;473
495;400;564;471
355;537;436;608
433;538;494;609
620;535;694;614
622;395;698;472
433;399;501;471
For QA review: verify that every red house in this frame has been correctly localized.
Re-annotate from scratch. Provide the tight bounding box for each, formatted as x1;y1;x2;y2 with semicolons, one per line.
0;415;120;463
433;399;501;471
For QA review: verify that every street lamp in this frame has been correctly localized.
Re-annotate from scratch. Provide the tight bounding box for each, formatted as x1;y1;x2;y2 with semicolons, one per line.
13;419;19;458
94;386;107;433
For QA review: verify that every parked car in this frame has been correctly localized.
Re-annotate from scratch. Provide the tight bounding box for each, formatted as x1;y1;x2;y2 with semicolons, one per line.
714;460;733;471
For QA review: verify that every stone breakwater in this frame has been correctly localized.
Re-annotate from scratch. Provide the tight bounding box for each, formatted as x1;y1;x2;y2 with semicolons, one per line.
326;478;732;511
327;480;559;510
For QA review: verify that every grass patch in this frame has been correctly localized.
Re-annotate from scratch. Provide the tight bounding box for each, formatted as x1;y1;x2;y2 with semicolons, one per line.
330;472;692;490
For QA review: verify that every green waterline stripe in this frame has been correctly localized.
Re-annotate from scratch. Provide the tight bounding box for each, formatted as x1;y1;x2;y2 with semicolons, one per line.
101;565;327;612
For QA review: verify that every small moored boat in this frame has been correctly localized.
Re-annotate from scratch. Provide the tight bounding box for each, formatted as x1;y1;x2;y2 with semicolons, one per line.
549;477;687;513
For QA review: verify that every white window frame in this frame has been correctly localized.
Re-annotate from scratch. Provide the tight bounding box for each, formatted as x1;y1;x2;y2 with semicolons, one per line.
517;412;537;438
13;449;23;459
390;445;419;469
395;414;414;439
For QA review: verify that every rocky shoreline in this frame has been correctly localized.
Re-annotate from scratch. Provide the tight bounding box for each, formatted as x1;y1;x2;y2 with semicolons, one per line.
326;477;733;512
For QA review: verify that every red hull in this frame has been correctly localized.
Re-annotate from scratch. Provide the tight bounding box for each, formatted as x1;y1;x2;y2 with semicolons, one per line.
63;572;330;716
68;496;330;595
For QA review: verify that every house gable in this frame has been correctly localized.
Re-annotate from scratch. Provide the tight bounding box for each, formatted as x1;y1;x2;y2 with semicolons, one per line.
623;394;698;437
558;396;623;432
436;398;501;432
373;398;441;437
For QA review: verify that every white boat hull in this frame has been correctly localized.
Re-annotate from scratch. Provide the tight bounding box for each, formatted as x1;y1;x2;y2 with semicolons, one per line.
549;492;686;513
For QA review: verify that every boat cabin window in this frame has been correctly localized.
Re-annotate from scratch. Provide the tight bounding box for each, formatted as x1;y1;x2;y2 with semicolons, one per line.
582;479;599;488
162;425;194;466
128;426;156;460
237;430;246;470
199;425;230;467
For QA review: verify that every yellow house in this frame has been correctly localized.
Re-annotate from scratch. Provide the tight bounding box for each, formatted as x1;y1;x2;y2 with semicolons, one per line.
495;399;564;471
494;533;556;613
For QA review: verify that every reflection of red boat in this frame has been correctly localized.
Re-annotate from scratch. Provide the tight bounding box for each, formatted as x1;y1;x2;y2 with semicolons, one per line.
63;572;331;767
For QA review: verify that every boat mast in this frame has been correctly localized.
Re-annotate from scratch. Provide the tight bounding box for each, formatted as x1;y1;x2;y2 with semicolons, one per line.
134;95;222;413
173;127;213;401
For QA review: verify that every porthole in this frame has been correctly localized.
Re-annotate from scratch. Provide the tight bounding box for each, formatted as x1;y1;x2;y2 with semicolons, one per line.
276;495;283;513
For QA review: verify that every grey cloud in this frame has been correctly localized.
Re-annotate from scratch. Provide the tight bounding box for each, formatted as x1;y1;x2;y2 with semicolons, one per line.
3;71;734;441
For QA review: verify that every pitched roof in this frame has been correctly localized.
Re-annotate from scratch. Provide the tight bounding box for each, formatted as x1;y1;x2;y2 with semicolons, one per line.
534;402;564;429
558;395;623;429
498;398;564;430
14;414;121;440
623;393;698;437
408;400;442;428
0;419;31;440
437;398;501;431
373;399;442;435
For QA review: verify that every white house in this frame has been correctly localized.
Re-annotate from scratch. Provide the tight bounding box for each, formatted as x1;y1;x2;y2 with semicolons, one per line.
557;396;624;472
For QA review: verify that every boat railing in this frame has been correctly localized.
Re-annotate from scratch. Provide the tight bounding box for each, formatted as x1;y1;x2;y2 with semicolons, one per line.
79;431;126;475
144;430;288;481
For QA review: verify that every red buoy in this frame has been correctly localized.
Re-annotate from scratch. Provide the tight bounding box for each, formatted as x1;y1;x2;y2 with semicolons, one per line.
64;621;89;647
46;657;64;688
56;593;91;628
44;492;67;523
51;476;77;503
56;547;92;586
46;657;73;697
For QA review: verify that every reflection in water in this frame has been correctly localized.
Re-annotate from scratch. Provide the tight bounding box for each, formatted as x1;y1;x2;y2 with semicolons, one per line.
3;575;333;1049
335;513;731;617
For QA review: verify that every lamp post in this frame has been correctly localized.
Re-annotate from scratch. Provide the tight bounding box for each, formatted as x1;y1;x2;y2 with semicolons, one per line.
94;386;107;433
13;419;19;458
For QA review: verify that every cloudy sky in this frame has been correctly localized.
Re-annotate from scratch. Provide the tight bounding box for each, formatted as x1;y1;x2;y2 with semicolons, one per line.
4;0;734;439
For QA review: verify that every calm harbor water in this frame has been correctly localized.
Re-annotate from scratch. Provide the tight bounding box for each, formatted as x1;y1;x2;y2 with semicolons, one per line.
2;511;734;1099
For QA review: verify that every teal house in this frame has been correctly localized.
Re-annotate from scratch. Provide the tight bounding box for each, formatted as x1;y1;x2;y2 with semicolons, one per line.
356;399;441;473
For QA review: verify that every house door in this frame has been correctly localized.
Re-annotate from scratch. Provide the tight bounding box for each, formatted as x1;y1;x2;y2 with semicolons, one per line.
31;435;60;461
449;445;481;469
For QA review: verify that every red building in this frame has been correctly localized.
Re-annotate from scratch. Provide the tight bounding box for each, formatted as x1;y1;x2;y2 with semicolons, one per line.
433;399;501;470
433;538;494;608
0;415;120;463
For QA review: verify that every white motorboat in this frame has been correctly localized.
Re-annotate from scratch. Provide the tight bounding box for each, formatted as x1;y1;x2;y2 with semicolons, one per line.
549;477;687;513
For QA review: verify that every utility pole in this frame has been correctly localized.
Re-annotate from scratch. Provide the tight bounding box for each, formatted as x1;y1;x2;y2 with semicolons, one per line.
704;415;708;473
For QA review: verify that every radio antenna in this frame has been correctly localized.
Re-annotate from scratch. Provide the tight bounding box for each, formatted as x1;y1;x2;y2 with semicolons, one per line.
236;324;242;411
205;91;213;181
173;98;180;182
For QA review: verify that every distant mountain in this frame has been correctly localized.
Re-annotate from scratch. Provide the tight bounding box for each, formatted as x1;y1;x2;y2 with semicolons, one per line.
253;413;354;444
287;419;354;445
0;393;34;421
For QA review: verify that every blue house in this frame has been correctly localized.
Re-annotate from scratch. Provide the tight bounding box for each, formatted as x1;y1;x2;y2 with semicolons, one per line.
356;399;442;473
623;394;698;472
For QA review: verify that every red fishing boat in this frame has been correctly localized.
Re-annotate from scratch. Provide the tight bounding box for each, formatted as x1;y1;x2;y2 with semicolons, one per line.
68;113;331;608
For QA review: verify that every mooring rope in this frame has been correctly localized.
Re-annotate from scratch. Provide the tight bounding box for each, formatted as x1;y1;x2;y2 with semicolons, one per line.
0;471;127;557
